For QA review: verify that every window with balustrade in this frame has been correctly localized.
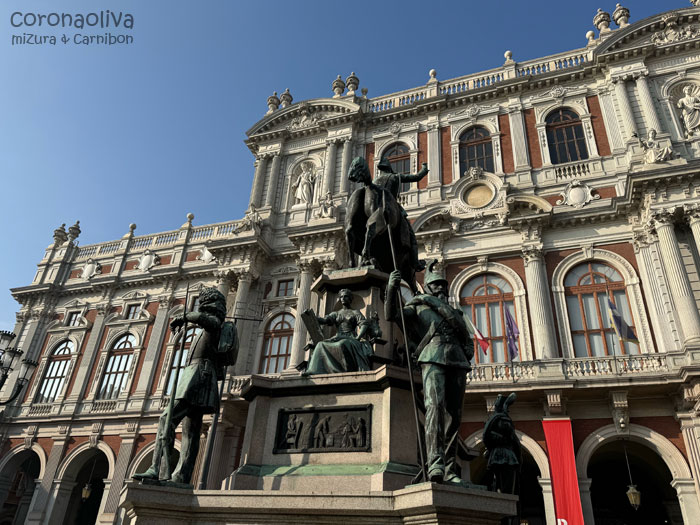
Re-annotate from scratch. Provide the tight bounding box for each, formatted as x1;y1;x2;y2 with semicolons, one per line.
259;313;295;374
459;127;494;175
35;340;74;403
96;333;136;400
383;142;413;193
165;326;202;395
564;262;638;357
545;108;588;165
459;274;519;364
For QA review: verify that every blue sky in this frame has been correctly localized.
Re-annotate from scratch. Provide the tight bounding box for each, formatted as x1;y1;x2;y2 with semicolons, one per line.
0;0;671;330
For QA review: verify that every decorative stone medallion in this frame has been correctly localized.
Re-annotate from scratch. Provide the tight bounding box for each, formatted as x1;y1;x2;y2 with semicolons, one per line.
556;180;600;209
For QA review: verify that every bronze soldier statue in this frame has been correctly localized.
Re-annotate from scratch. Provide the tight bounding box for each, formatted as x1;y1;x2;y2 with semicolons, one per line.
483;393;521;494
134;287;238;485
385;261;474;483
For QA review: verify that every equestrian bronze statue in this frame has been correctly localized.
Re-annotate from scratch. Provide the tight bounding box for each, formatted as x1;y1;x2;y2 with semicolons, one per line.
344;156;428;293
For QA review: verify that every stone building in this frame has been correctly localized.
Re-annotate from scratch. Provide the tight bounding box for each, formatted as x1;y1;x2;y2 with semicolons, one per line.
3;3;700;524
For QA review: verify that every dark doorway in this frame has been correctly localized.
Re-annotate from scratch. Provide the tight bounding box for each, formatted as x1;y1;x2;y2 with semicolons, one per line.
63;450;109;525
0;452;41;525
470;445;547;525
588;439;682;525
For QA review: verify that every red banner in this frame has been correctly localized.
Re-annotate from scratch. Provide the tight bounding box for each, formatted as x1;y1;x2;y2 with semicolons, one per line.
542;418;585;525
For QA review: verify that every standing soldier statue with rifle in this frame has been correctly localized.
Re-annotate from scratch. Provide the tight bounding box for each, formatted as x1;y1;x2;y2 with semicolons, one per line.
134;287;238;486
385;261;474;484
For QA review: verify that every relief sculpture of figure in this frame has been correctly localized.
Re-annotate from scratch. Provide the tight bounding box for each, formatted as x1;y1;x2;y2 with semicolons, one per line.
134;287;238;485
677;85;700;137
345;156;428;293
483;393;521;495
292;164;316;204
303;288;375;375
637;129;674;164
385;261;474;484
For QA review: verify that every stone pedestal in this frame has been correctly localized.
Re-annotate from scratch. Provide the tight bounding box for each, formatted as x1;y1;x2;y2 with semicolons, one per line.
311;267;399;362
120;480;518;524
223;366;421;492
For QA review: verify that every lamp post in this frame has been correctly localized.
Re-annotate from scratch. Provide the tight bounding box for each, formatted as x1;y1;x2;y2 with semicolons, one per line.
0;331;38;406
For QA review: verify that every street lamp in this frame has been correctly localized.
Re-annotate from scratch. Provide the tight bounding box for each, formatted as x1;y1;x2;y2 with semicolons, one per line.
623;441;641;511
0;332;38;406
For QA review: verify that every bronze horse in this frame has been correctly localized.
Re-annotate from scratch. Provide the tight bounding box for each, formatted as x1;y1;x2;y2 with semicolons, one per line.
345;157;419;293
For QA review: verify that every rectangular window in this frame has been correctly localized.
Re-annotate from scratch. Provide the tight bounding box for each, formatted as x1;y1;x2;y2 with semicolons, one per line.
190;296;200;312
66;311;80;327
125;304;140;320
277;279;294;297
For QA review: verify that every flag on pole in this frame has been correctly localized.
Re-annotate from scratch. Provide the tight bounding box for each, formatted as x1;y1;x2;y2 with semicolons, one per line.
465;315;489;355
504;308;520;361
607;298;639;344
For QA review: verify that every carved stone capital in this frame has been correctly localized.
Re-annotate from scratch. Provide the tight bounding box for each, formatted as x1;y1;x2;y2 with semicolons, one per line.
522;245;544;266
610;391;629;434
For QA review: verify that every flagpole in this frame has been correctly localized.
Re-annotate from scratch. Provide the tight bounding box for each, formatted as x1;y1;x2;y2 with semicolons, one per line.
605;283;623;375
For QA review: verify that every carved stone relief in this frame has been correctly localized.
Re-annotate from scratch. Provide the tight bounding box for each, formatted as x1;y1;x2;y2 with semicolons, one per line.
274;405;371;453
80;258;102;280
652;14;700;47
137;249;160;272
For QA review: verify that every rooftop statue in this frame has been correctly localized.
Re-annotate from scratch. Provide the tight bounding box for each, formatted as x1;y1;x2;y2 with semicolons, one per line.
302;288;378;375
133;287;238;486
345;156;428;293
483;393;521;495
385;261;474;484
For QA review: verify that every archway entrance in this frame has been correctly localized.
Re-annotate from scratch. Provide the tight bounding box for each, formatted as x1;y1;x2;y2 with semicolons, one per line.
588;439;682;525
469;445;547;524
56;449;110;525
0;450;41;525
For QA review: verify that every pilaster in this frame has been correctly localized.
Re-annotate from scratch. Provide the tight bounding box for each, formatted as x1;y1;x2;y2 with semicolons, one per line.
25;432;70;525
612;77;638;142
264;154;282;208
288;261;315;369
339;139;353;195
427;122;442;186
65;305;108;403
322;140;338;197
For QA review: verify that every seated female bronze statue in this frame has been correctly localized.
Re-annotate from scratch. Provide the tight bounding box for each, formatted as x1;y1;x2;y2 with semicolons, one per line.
303;289;377;375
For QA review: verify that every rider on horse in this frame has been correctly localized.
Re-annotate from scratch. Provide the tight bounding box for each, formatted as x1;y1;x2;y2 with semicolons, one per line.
374;157;429;272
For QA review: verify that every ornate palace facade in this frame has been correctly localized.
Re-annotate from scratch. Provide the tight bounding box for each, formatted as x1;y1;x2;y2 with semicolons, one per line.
3;3;700;524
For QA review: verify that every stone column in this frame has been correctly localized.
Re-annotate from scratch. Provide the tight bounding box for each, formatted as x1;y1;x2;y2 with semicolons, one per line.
579;478;595;525
635;74;663;134
427;124;442;186
673;479;700;525
249;155;268;208
133;299;172;396
46;480;77;525
288;262;314;369
231;273;254;376
340;139;353;195
538;478;557;525
321;140;338;198
522;247;558;359
100;432;137;520
612;77;638;142
264;153;281;208
655;212;700;344
687;208;700;256
25;435;69;525
679;416;700;501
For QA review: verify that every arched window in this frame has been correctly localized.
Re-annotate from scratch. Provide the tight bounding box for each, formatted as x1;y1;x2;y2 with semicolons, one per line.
35;340;74;403
165;327;202;395
545;108;588;164
259;313;295;374
564;262;638;357
97;333;135;400
459;127;494;174
384;142;412;192
460;274;519;363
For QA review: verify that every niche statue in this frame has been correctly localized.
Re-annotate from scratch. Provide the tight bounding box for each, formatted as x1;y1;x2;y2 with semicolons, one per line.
302;288;379;375
345;156;428;293
133;287;238;485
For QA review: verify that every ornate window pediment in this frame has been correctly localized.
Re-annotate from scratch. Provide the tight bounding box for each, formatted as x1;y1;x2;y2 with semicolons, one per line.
247;99;360;138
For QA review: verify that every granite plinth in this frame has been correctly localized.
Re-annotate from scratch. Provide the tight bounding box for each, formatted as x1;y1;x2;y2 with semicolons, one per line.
224;365;422;492
120;480;518;525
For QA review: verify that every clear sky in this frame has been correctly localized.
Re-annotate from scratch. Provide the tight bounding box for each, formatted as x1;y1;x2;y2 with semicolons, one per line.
0;0;673;331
